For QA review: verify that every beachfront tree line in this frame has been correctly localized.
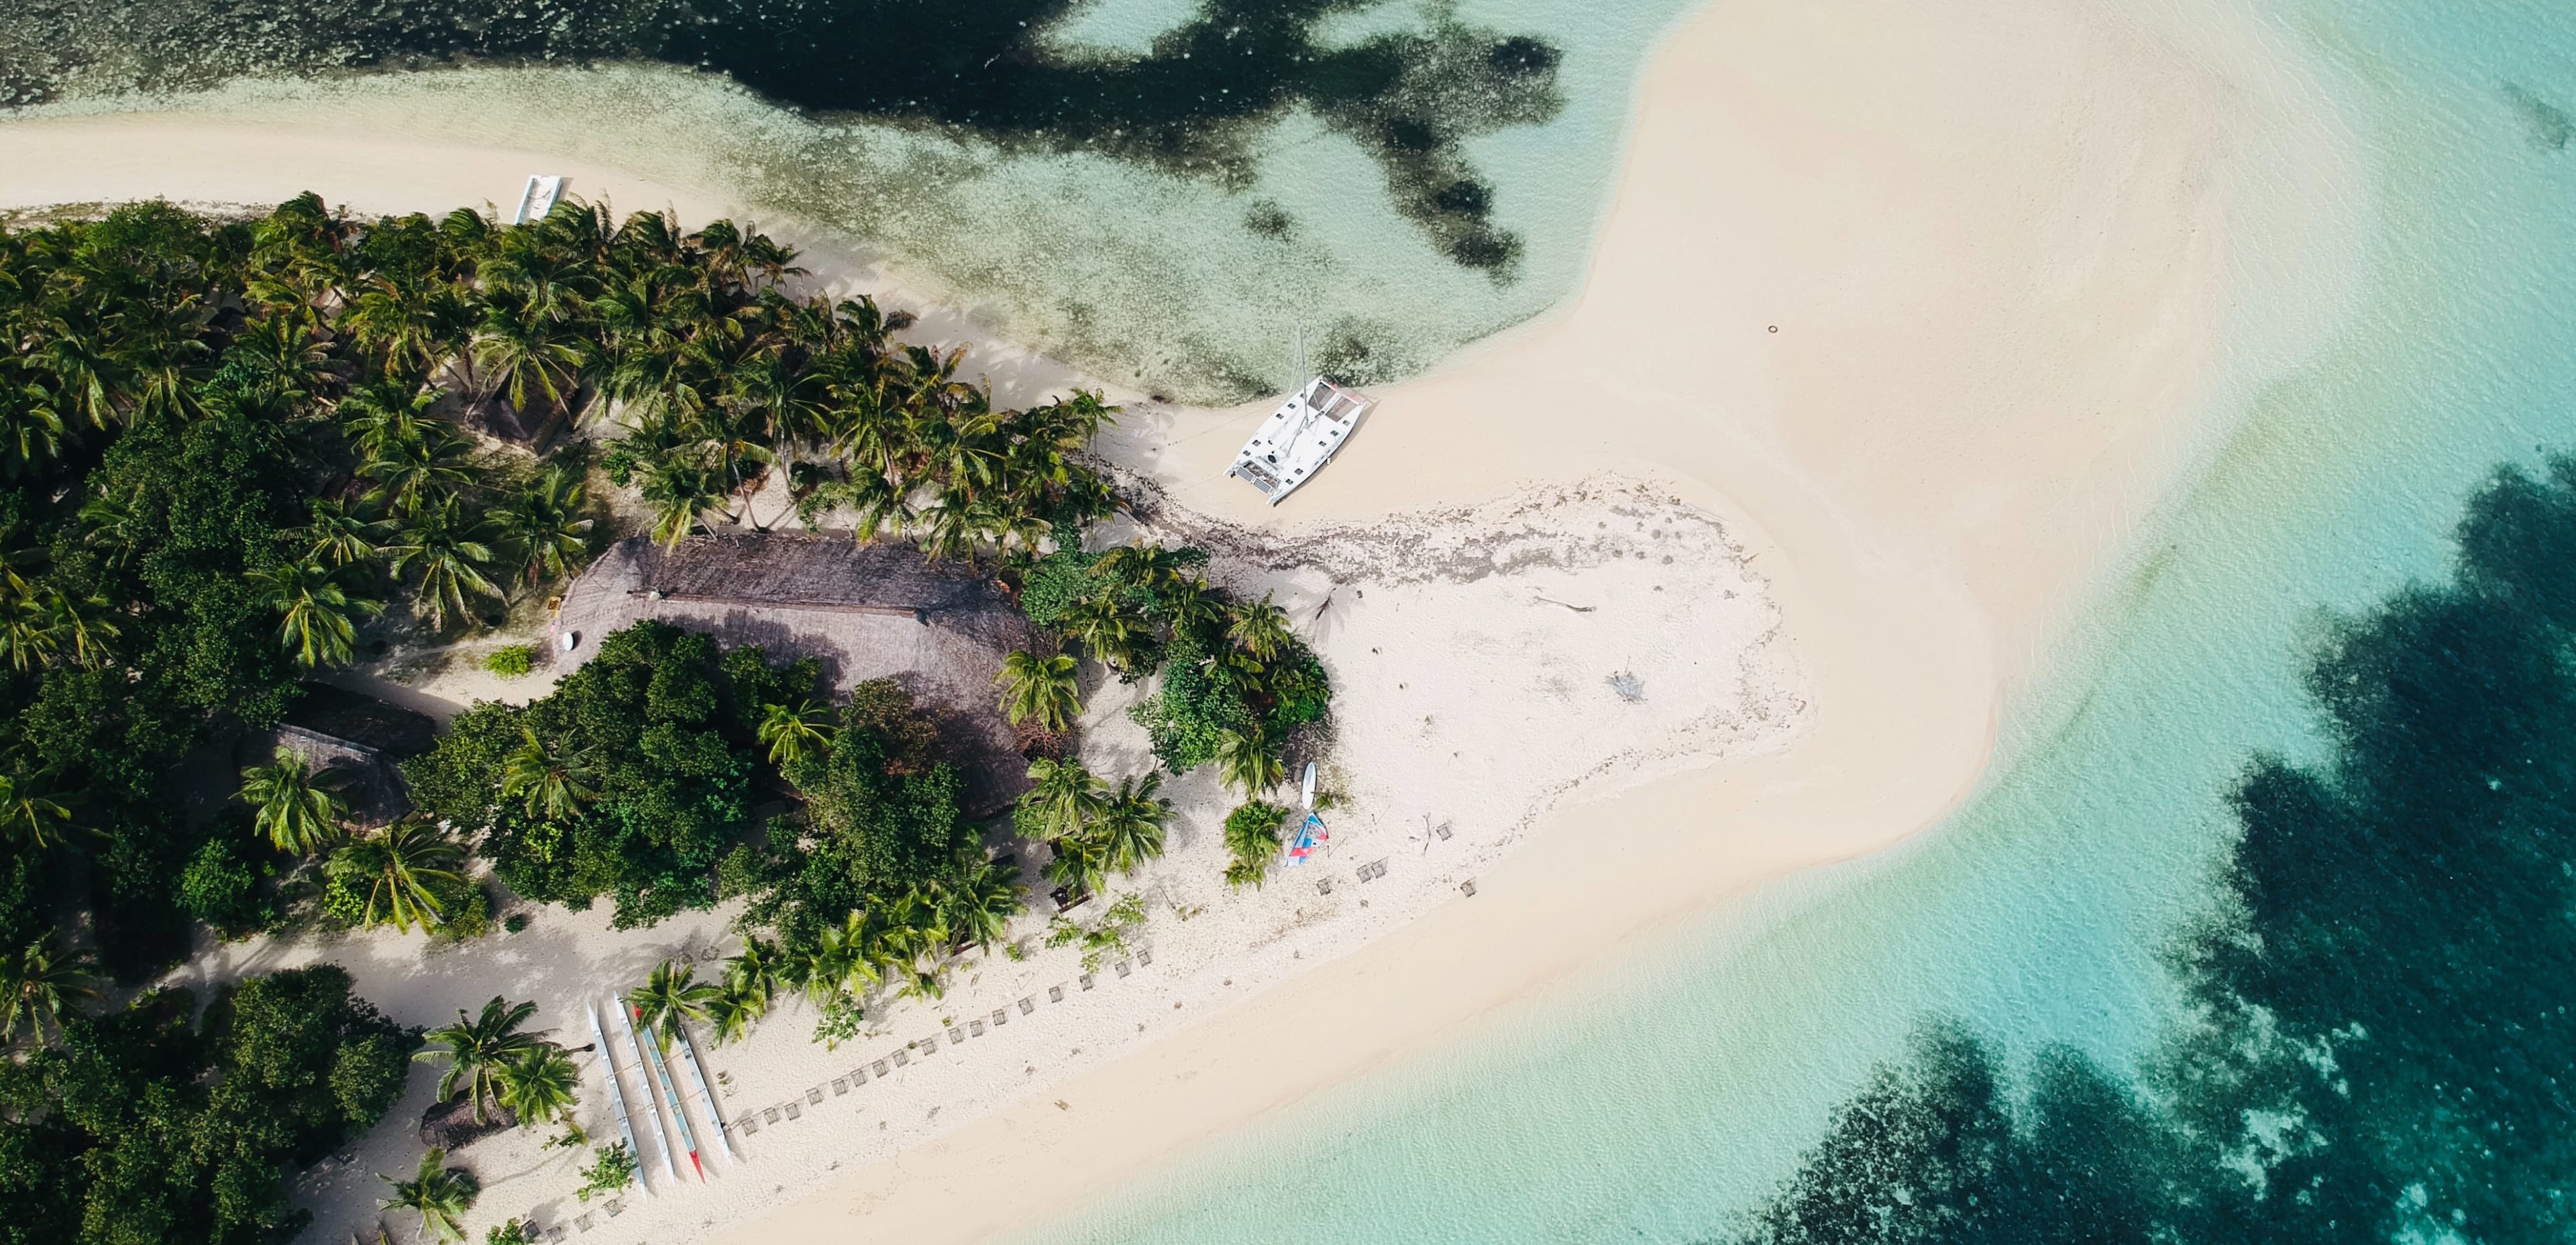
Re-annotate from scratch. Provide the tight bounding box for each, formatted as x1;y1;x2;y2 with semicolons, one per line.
1718;455;2576;1244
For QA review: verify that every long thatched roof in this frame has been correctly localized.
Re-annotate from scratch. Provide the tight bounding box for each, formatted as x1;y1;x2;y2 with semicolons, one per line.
551;533;1039;813
610;533;1015;616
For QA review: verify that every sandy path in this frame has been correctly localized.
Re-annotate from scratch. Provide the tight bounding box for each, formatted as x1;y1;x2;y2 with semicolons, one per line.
0;0;2358;1235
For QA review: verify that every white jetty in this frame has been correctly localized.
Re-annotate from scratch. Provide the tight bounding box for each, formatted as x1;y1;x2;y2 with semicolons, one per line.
1227;376;1373;505
510;174;566;225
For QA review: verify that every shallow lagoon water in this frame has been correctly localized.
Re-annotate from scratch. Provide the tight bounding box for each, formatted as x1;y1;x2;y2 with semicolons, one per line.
7;0;1702;402
1006;0;2576;1238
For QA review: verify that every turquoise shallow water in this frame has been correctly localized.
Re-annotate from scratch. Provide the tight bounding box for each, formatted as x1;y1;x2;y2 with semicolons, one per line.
1010;0;2576;1239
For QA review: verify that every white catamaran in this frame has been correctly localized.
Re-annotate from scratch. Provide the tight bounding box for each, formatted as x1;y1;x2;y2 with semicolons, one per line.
1228;375;1373;504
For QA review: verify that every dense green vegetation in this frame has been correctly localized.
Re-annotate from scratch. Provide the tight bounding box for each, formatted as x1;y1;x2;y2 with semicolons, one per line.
0;188;1345;1239
405;623;780;927
0;965;413;1244
1014;539;1330;781
1729;453;2576;1244
0;188;1128;975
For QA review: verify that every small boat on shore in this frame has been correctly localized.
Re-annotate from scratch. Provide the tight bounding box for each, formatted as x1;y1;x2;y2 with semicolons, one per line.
1228;376;1373;505
511;174;566;225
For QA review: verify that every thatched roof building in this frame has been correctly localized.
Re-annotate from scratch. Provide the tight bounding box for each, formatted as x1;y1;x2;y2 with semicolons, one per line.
223;684;439;827
551;534;1040;812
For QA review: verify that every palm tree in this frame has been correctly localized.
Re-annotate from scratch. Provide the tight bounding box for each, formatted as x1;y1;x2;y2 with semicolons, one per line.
249;558;382;669
0;932;100;1044
641;457;732;549
359;419;477;517
1063;590;1146;670
331;818;464;932
339;381;439;465
1095;773;1171;874
32;587;117;669
500;729;596;821
496;1044;582;1134
1225;593;1294;662
380;1147;478;1244
1020;757;1106;841
0;382;64;480
628;961;720;1047
1223;802;1287;891
0;760;75;852
872;889;949;1001
755;700;835;765
416;996;543;1123
1040;832;1108;902
712;936;780;1044
994;651;1081;734
1214;728;1285;798
494;466;593;589
799;910;879;1007
0;586;58;673
932;858;1022;955
292;498;391;567
387;495;503;630
1095;543;1189;595
237;747;348;855
474;297;584;417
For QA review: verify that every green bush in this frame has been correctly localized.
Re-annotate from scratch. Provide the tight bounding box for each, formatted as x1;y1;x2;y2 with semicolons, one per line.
178;834;276;940
576;1143;638;1202
749;682;972;948
484;645;537;678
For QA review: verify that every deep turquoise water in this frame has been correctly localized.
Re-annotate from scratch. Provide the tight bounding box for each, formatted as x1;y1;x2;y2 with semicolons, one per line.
1007;0;2576;1239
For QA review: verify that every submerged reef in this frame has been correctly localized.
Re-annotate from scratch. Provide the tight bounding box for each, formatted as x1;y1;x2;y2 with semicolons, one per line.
0;0;1562;276
1726;453;2576;1243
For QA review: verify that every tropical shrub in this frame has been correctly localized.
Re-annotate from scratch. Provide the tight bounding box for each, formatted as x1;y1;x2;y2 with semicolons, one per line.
178;832;278;938
484;644;537;678
1222;801;1290;889
576;1142;638;1202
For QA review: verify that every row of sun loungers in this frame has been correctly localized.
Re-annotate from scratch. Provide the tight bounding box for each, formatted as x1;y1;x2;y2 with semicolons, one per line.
731;949;1154;1142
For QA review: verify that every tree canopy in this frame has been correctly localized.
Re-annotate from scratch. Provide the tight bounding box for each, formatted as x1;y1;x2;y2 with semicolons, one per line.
0;965;413;1245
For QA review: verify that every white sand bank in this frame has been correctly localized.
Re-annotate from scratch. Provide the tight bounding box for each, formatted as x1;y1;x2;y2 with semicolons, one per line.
733;0;2353;1236
0;0;2359;1234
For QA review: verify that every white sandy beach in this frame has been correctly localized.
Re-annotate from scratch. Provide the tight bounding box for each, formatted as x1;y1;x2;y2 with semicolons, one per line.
0;0;2359;1237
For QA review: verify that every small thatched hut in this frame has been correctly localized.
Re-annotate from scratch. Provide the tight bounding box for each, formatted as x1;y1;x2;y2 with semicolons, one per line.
550;534;1040;812
227;684;439;827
